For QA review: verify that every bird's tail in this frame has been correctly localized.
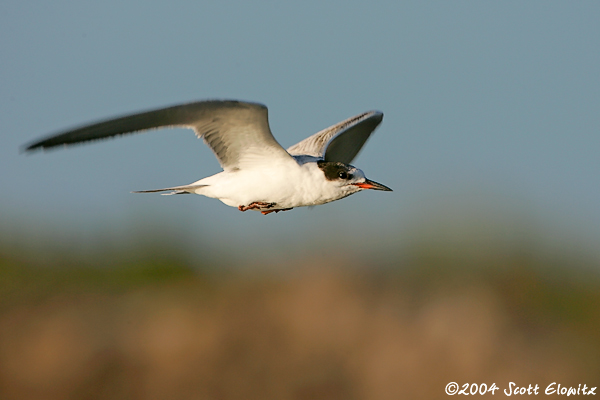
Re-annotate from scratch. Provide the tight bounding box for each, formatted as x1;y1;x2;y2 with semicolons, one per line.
132;184;207;196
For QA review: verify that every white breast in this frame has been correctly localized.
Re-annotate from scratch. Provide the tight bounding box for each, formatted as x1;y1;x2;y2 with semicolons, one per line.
192;160;341;210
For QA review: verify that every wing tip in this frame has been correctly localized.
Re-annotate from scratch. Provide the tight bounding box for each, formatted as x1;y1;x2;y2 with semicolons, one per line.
21;138;76;154
368;110;384;122
21;140;45;154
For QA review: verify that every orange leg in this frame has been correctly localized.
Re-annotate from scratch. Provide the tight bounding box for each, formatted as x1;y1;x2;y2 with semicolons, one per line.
238;202;275;212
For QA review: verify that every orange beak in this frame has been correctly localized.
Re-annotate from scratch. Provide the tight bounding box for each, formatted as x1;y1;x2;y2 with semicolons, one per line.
352;179;392;191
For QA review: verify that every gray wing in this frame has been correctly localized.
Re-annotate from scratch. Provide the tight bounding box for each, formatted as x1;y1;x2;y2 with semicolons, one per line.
25;100;294;171
287;111;383;164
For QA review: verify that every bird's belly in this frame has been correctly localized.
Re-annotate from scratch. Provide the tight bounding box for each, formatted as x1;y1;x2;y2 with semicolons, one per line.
202;165;333;210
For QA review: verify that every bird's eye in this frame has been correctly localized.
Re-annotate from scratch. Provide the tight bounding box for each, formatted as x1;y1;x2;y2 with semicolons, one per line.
338;171;348;180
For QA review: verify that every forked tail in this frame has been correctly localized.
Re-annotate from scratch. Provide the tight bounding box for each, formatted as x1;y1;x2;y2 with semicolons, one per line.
132;184;207;196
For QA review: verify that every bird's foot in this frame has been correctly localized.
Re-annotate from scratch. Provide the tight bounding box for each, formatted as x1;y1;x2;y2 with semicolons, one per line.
261;208;293;215
238;202;276;212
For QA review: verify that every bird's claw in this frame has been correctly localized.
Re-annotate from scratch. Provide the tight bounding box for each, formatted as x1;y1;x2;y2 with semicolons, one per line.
238;202;276;212
261;208;292;215
238;202;292;215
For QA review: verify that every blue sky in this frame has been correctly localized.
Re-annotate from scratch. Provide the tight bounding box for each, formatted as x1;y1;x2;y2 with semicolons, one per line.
2;1;599;261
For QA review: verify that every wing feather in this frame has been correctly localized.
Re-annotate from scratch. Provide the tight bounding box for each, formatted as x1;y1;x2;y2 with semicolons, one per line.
25;100;294;171
287;111;383;164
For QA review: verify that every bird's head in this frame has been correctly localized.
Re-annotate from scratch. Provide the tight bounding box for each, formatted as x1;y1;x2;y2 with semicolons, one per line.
317;160;392;195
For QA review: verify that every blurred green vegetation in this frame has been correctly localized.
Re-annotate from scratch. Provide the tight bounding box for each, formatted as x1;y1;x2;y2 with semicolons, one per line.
0;246;197;300
0;219;599;400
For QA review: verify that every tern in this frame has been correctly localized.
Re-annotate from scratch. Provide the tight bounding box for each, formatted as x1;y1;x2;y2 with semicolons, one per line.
25;100;392;215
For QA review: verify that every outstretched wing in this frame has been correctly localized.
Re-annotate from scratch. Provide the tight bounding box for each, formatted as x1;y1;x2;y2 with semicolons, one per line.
25;100;294;171
287;111;383;164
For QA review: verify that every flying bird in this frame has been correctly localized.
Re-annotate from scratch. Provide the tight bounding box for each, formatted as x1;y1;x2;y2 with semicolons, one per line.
25;100;391;215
